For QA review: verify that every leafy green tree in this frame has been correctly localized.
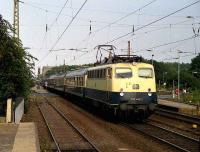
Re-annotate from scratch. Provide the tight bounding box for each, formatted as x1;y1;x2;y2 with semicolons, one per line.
0;15;36;112
190;53;200;78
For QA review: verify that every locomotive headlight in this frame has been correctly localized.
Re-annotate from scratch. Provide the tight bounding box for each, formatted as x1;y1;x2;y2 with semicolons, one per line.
120;92;124;97
120;88;124;96
148;88;152;96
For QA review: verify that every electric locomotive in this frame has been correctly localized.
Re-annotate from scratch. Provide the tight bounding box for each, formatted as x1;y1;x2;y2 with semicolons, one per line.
45;45;157;120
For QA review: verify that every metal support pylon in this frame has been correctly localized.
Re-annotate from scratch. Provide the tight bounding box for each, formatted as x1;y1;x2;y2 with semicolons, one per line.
13;0;19;38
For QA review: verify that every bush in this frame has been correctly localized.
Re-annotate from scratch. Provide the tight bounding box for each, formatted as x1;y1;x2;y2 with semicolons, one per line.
0;15;36;113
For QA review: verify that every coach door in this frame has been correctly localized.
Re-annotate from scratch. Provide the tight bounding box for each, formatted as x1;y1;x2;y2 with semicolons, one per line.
106;68;112;100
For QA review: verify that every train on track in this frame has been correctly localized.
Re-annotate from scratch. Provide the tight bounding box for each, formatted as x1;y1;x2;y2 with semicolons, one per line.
43;53;157;120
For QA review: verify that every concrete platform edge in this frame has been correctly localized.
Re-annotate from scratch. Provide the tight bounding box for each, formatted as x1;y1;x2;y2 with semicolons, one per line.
12;122;40;152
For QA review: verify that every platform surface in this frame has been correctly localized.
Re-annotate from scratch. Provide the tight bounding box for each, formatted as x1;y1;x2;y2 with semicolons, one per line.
0;124;18;152
32;86;48;94
12;122;40;152
158;99;197;110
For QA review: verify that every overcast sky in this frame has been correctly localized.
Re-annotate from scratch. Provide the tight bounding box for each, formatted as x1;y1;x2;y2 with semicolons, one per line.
1;0;200;74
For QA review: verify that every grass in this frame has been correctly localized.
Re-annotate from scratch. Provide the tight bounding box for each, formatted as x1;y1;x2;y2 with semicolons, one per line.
182;90;200;105
39;138;51;152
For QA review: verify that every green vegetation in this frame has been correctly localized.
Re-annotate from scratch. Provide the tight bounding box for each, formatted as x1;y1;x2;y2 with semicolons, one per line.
190;53;200;78
0;15;36;113
152;54;200;91
44;63;93;77
182;90;200;104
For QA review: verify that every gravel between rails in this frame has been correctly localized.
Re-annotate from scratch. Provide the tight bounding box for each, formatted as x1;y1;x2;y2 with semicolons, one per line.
149;115;200;138
48;96;181;152
121;122;199;152
38;100;97;151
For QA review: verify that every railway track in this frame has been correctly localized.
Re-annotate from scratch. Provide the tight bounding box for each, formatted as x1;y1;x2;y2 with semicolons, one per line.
155;108;200;125
37;98;100;152
122;122;200;152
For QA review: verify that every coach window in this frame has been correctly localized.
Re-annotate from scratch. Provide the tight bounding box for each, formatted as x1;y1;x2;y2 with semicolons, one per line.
97;70;99;78
91;71;93;78
99;70;101;78
99;70;102;78
94;70;96;78
91;71;92;78
90;71;92;78
138;68;153;78
90;71;93;78
101;69;104;78
115;68;132;78
103;69;106;78
107;68;112;79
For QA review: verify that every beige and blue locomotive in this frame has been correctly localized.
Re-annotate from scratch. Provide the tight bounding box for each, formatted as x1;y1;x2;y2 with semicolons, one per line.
46;57;157;119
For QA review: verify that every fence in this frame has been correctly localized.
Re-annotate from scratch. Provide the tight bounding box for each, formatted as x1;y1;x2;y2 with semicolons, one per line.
13;97;24;123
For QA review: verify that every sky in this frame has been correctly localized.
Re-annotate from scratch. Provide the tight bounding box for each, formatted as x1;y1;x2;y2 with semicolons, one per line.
0;0;200;74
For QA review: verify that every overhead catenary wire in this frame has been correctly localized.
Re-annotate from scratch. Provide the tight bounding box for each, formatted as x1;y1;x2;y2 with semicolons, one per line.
38;0;88;64
163;52;197;61
116;18;195;49
21;0;200;19
20;1;200;28
104;0;200;45
49;0;69;29
135;34;200;53
76;0;157;47
67;1;200;64
93;0;157;34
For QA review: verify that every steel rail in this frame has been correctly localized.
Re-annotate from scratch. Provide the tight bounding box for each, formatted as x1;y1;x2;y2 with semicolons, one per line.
149;118;200;137
155;108;200;125
45;98;101;152
37;103;61;152
147;122;199;142
121;122;199;152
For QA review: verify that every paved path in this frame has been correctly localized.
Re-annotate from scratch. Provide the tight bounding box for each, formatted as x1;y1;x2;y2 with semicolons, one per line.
0;124;18;152
12;123;40;152
0;123;40;152
158;99;197;110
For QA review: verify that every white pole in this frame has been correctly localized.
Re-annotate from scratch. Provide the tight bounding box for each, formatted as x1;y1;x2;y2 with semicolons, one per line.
178;50;180;101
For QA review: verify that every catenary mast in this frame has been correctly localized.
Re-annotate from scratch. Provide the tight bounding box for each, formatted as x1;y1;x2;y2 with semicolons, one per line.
13;0;19;38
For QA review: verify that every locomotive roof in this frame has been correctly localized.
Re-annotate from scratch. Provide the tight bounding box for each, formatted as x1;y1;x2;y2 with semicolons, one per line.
65;68;88;77
48;73;66;79
88;62;152;71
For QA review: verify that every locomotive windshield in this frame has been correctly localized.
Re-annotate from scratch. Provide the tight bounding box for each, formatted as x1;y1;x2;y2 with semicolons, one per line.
138;68;153;78
115;68;132;78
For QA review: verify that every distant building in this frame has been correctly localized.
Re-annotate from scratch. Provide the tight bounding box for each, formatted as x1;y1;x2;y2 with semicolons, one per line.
42;66;53;77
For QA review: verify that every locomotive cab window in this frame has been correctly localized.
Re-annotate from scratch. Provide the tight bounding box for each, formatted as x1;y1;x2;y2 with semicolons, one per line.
115;68;132;78
138;68;153;78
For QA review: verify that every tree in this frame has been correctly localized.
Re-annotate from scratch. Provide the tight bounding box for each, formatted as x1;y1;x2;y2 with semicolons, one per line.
0;15;36;113
190;53;200;78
